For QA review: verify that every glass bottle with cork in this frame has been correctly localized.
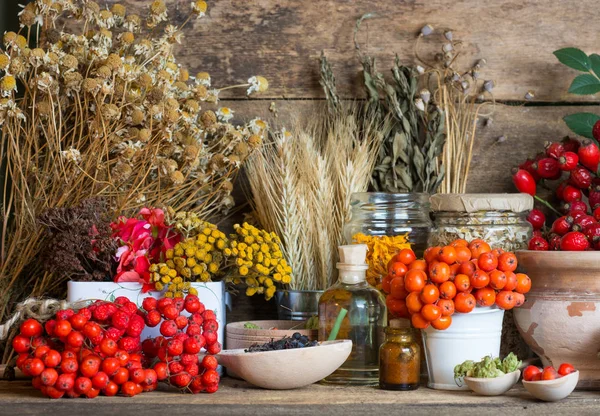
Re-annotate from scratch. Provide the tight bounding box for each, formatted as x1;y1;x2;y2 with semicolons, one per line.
318;244;386;385
379;319;421;390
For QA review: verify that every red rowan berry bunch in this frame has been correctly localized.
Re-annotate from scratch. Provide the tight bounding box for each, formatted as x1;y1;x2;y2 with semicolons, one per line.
12;297;156;399
141;294;221;394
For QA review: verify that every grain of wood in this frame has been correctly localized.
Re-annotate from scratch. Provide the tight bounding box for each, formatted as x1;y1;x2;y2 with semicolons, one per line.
116;0;600;101
0;379;599;416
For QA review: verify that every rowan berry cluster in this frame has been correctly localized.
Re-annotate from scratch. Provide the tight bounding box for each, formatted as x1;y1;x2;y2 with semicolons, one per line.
12;294;221;399
13;298;155;399
383;240;531;331
141;294;221;393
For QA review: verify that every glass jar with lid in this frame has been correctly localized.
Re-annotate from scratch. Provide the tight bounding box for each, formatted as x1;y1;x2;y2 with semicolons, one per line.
379;319;421;390
428;193;533;251
343;193;432;288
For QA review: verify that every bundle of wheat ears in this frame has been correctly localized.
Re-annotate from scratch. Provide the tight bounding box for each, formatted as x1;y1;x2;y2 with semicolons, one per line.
245;105;391;290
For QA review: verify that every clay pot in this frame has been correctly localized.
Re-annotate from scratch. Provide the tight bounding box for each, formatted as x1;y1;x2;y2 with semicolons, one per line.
514;251;600;389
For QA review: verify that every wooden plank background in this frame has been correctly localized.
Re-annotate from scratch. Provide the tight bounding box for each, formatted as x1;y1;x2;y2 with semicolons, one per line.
4;1;600;322
116;0;600;102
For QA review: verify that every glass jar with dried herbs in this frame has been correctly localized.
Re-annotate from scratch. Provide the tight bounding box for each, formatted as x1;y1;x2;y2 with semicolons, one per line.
379;319;421;391
344;193;432;289
429;194;534;252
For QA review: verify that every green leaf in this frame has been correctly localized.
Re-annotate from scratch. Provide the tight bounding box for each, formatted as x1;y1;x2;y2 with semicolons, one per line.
568;74;600;95
554;48;591;72
590;54;600;78
563;112;600;139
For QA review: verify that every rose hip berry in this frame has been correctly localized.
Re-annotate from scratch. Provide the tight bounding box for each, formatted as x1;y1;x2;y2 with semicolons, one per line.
569;167;593;189
528;236;549;251
512;169;536;196
545;141;565;159
560;231;590;251
578;140;600;172
534;158;561;180
526;209;546;230
558;151;579;171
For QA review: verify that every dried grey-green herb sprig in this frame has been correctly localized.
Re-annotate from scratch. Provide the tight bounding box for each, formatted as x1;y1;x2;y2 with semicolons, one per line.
344;14;447;194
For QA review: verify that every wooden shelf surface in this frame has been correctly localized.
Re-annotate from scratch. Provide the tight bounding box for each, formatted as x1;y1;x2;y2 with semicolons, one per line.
1;377;600;416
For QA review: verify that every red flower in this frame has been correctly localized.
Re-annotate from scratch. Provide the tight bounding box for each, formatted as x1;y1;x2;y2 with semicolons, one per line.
111;208;180;292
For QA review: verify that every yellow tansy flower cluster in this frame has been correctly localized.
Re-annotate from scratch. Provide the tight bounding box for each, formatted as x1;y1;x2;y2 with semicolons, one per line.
150;224;228;297
224;223;292;301
149;214;293;300
352;233;411;290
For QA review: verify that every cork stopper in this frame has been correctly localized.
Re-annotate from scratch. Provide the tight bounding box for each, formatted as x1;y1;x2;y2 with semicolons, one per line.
338;244;368;266
336;244;368;283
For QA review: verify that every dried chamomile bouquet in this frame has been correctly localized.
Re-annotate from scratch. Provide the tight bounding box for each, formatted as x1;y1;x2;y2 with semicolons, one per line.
0;0;268;320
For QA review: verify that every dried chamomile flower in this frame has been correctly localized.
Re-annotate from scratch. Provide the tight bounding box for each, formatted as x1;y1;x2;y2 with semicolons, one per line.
0;75;17;97
0;54;10;71
119;31;135;45
111;4;126;19
194;72;211;87
192;1;208;17
19;6;38;28
60;147;82;164
124;14;141;32
247;76;269;95
148;0;168;28
216;107;234;122
201;110;217;127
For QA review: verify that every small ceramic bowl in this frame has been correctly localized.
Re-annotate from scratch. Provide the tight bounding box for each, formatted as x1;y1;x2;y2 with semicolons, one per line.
522;371;579;402
216;340;352;390
464;370;520;396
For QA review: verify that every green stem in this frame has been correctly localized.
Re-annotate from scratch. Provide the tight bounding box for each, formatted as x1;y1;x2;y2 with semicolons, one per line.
534;195;561;216
328;308;348;341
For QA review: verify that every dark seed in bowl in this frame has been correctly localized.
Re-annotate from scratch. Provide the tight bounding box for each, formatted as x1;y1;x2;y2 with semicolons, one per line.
245;332;319;353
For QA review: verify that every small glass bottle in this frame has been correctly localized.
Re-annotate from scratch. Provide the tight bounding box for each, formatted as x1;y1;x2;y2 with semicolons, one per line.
318;244;386;385
379;319;421;391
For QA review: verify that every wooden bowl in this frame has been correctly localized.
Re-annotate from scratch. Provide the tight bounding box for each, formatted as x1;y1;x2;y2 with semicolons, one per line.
514;251;600;389
464;370;520;396
216;340;352;389
522;371;579;401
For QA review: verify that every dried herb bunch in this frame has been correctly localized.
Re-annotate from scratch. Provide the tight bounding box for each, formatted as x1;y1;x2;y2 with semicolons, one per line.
325;14;446;194
38;199;116;286
415;24;494;194
245;104;390;290
0;0;268;322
